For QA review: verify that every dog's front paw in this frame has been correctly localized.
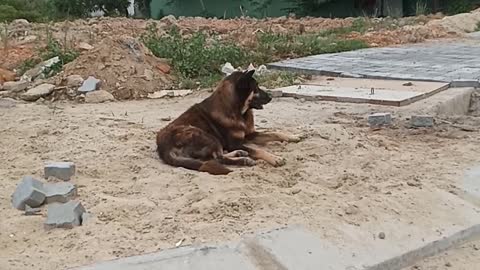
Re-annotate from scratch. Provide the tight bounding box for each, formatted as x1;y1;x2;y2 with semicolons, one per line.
271;156;286;167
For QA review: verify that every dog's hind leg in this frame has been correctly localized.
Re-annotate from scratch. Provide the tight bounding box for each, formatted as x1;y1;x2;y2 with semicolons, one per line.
223;150;249;158
219;156;256;167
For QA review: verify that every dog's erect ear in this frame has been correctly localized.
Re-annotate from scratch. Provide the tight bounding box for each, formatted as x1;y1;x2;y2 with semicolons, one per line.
243;69;255;78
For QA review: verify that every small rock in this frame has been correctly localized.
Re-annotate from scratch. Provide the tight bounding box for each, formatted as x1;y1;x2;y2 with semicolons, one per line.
0;67;16;83
11;19;29;27
368;113;392;127
410;115;434;128
445;262;452;267
11;176;46;210
290;188;302;195
147;90;192;99
85;90;115;103
25;205;42;216
345;205;359;215
267;90;283;98
407;180;422;187
378;232;386;239
78;76;101;93
256;65;268;75
44;201;86;229
20;83;55;101
156;63;171;74
160;15;177;26
0;98;18;108
2;81;29;92
66;75;84;87
144;69;154;81
402;82;413;86
221;62;236;75
18;35;38;45
44;182;77;204
44;162;76;181
77;42;94;51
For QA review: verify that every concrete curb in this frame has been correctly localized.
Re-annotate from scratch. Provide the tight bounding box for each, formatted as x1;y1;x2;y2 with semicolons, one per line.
366;224;480;270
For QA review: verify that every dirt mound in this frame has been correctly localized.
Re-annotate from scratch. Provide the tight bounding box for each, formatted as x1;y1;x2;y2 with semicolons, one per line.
60;35;174;100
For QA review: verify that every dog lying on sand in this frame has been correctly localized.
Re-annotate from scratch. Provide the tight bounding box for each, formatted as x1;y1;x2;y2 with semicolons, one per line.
156;69;300;175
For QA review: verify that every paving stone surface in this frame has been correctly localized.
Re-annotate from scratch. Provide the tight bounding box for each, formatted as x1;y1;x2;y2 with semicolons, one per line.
268;39;480;83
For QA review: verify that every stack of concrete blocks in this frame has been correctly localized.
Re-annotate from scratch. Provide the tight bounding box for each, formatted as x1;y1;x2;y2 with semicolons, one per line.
11;161;88;229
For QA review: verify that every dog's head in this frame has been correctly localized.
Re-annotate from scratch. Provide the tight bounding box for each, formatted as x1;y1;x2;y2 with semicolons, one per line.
227;70;272;114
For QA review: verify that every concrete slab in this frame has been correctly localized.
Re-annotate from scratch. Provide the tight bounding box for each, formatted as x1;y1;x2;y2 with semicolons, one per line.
276;77;449;106
268;40;480;84
72;243;257;270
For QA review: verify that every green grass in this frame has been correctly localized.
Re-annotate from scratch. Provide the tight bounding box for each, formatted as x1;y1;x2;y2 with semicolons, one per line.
252;32;368;63
142;24;249;81
142;22;369;89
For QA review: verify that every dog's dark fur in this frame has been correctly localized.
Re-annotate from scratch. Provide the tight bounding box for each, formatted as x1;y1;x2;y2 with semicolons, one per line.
156;70;299;175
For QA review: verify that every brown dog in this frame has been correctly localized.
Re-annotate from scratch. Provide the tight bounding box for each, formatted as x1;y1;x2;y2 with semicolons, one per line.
156;69;300;175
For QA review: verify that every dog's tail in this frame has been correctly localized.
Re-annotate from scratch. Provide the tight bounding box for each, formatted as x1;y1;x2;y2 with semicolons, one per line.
158;148;232;175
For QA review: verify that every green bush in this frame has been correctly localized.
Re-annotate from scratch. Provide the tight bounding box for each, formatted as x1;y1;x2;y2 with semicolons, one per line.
0;5;18;22
142;23;248;80
0;0;51;22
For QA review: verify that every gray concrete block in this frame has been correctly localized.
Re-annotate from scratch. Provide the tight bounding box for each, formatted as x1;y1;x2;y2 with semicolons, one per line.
45;201;86;229
368;113;392;127
44;162;76;181
73;244;257;270
11;176;46;210
78;76;101;93
44;182;77;204
410;115;434;128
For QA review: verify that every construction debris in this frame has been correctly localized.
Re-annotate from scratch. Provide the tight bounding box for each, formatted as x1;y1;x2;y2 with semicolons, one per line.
44;201;86;229
78;76;101;93
44;162;76;181
85;90;115;103
44;182;77;204
368;113;392;127
410;115;434;127
11;176;46;210
20;84;55;101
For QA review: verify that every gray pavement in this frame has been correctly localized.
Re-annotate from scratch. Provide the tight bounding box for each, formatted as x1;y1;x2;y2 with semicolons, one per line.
268;36;480;83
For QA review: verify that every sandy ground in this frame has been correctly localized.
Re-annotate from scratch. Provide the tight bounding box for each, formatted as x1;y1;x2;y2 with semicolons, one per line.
407;240;480;270
1;92;480;270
